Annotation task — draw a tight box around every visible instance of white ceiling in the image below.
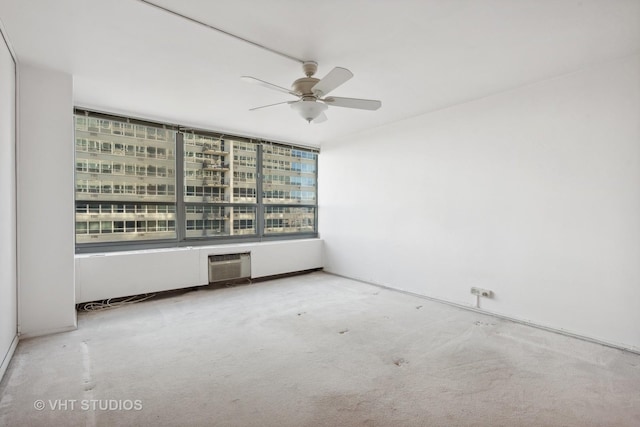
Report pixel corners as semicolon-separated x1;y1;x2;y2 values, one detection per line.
1;0;639;146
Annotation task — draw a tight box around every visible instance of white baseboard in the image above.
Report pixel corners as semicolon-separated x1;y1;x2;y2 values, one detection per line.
18;325;77;340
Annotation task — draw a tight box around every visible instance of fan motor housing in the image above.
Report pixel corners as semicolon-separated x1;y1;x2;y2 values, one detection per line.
292;77;320;97
302;61;318;77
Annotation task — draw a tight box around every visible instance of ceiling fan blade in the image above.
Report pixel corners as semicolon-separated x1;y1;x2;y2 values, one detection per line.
312;112;328;123
249;100;296;111
322;97;382;110
311;67;353;97
241;76;299;97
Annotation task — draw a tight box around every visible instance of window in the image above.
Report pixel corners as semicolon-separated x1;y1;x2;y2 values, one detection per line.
75;115;177;244
75;111;318;251
183;133;257;238
260;144;317;236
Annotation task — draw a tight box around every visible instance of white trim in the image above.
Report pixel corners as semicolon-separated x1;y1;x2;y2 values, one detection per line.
0;18;20;376
18;325;77;340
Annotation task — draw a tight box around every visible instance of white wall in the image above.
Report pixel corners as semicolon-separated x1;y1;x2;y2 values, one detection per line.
17;63;76;337
76;239;323;303
13;62;322;318
319;54;640;351
0;26;18;380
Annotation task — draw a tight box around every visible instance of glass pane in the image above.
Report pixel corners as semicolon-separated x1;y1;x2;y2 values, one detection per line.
183;134;258;204
184;205;256;238
264;206;316;234
183;133;228;203
230;140;257;203
74;202;176;243
74;114;177;244
262;145;317;204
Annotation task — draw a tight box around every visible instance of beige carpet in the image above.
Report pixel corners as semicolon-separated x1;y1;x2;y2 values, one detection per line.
1;272;639;426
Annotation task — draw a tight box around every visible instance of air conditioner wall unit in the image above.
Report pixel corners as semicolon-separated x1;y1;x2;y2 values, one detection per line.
208;252;251;284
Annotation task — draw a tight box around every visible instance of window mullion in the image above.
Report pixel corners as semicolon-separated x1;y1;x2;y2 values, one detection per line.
314;150;319;234
256;143;264;238
175;132;185;242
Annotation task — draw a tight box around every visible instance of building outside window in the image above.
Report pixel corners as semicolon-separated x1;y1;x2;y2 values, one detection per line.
75;115;177;244
262;144;317;234
183;133;257;237
74;111;318;251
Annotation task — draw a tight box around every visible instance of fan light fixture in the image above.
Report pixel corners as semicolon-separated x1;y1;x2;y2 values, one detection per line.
290;100;328;123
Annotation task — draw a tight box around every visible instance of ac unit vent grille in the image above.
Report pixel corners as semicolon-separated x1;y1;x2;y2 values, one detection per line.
208;252;251;284
210;253;242;262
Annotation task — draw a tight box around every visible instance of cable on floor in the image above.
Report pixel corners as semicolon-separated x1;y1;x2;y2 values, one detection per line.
77;293;157;311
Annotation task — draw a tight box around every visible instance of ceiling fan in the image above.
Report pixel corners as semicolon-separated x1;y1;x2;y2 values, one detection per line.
241;61;382;123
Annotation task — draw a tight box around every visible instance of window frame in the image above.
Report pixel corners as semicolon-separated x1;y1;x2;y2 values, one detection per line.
74;109;319;254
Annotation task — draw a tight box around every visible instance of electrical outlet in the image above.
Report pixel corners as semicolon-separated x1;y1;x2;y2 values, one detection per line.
470;287;493;298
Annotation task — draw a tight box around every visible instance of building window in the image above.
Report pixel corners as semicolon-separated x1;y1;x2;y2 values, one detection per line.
75;112;318;251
